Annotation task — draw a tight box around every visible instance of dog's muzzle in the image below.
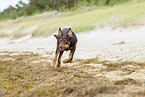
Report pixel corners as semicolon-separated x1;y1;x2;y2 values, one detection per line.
59;44;69;51
59;46;64;51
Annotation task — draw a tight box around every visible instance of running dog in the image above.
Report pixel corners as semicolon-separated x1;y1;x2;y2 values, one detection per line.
51;28;77;68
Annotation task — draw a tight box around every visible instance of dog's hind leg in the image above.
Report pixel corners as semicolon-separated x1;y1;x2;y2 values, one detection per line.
51;48;60;67
57;51;64;68
63;49;75;63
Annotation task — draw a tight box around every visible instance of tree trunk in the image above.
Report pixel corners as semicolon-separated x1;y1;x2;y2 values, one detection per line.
53;0;56;10
74;0;76;8
66;0;69;8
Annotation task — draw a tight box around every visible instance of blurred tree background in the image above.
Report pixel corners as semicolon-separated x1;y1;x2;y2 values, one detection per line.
0;0;133;20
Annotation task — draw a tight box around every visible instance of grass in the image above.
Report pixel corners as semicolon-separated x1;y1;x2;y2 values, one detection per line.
0;2;145;38
33;2;145;37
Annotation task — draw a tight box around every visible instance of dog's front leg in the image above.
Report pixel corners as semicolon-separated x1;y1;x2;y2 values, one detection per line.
57;51;64;68
63;49;75;63
51;48;60;67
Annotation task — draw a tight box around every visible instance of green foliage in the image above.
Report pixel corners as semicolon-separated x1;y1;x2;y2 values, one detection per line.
0;2;145;38
77;0;90;7
43;5;51;12
108;0;132;6
98;0;107;6
0;0;135;20
59;6;69;12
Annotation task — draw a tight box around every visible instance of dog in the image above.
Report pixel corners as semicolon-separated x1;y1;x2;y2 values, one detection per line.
51;28;77;68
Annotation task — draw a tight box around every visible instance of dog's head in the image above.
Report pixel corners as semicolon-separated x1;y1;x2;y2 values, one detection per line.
54;28;72;51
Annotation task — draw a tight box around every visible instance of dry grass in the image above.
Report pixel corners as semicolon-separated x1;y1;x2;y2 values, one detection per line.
0;51;145;97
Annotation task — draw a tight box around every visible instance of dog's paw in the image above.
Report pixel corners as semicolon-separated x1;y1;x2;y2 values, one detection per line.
63;60;68;63
63;60;72;63
51;64;56;67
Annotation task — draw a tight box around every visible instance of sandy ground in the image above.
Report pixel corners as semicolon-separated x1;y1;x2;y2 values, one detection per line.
0;25;145;97
0;25;145;62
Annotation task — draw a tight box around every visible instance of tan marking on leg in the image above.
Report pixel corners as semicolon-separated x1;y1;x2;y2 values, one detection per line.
51;49;60;67
63;51;72;63
57;52;63;68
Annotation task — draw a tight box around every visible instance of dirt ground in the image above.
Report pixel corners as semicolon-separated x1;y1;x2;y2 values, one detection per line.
0;25;145;97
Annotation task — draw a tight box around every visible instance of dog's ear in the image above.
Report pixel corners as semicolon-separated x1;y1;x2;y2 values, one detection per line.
54;34;58;39
58;28;63;37
67;28;72;38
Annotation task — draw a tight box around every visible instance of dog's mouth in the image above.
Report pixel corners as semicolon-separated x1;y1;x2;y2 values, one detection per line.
59;48;65;51
59;44;69;51
59;47;69;51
